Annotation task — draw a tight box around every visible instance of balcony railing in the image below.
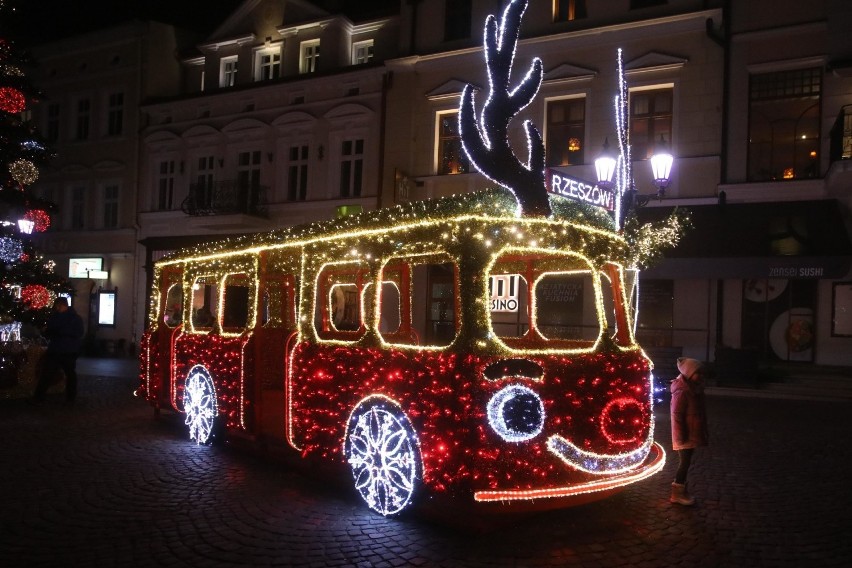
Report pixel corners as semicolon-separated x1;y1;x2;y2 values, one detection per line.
830;105;852;163
181;180;268;217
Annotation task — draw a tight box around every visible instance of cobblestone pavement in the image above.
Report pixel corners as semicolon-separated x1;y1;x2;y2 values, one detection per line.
1;363;850;567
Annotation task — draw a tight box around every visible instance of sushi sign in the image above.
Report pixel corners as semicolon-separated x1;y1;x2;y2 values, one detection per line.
546;169;615;212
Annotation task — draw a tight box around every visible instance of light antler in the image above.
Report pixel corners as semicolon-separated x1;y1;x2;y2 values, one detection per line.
459;0;550;217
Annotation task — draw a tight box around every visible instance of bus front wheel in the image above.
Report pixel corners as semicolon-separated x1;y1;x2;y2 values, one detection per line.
344;395;421;516
183;365;218;445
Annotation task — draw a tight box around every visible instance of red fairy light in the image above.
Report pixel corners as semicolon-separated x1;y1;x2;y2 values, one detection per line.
0;86;26;114
24;209;51;233
21;284;52;309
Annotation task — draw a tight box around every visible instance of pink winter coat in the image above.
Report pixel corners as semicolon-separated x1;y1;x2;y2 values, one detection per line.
670;375;709;450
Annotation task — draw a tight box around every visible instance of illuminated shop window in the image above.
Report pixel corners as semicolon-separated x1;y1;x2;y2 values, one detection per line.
437;111;470;175
748;67;821;181
629;87;672;160
545;96;586;166
553;0;586;22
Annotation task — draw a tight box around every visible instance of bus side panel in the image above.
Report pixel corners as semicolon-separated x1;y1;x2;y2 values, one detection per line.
289;343;654;497
173;333;257;432
288;342;479;494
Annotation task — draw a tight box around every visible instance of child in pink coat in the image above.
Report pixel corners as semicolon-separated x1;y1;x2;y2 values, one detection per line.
670;357;709;505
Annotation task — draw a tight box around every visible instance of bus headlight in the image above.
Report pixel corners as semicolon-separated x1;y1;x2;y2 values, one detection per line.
487;384;545;443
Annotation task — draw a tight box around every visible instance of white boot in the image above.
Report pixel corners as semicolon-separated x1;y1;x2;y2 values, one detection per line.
670;482;695;506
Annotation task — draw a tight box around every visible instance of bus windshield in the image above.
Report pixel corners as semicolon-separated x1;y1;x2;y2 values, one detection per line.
488;253;624;350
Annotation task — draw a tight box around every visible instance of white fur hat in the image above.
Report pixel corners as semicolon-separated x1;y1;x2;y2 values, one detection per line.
676;357;703;379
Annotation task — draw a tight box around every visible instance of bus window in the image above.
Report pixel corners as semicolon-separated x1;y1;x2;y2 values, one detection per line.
191;276;219;331
163;283;183;328
412;262;456;347
599;270;617;337
365;281;402;335
222;273;251;332
535;271;597;343
315;263;367;340
489;274;529;338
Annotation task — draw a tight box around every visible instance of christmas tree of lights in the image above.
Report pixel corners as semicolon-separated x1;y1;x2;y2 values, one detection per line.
0;0;72;334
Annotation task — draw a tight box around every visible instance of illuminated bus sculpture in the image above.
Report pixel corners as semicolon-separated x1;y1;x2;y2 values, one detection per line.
137;0;665;516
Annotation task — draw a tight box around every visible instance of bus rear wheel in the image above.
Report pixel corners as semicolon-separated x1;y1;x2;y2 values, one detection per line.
183;365;218;445
344;396;420;516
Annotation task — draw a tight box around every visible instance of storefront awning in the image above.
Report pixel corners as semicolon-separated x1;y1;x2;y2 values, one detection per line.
637;199;852;279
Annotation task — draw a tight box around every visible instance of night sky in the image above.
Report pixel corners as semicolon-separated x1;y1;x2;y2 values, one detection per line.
7;0;399;47
8;1;248;46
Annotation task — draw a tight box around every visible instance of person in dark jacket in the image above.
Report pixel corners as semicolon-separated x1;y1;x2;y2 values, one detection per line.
669;357;709;506
30;297;84;404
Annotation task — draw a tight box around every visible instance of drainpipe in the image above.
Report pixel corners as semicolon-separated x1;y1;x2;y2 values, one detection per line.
376;71;392;211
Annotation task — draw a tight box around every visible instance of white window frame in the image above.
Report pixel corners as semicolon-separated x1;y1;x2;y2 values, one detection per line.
156;159;177;211
352;40;374;65
300;40;320;74
106;91;124;137
102;183;120;229
220;56;238;87
74;97;91;141
254;45;282;81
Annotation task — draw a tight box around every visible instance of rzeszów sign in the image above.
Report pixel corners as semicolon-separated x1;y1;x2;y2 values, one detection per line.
546;169;615;211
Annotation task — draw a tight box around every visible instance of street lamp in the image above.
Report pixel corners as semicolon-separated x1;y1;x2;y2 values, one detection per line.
594;138;617;190
595;135;673;197
650;134;673;197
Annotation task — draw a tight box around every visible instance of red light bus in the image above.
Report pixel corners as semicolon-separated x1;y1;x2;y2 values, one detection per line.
138;187;665;516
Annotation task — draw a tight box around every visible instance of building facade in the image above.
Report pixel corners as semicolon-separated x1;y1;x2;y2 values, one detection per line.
29;20;189;354
28;0;852;371
135;0;400;334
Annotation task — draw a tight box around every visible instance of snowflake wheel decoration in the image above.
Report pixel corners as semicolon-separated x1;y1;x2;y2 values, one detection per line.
183;365;218;444
344;396;420;516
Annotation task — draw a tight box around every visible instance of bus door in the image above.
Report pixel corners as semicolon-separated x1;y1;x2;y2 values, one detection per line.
149;267;184;408
255;251;299;441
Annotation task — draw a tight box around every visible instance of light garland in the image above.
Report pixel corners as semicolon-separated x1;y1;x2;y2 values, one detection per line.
487;384;545;442
0;236;23;263
0;86;26;114
8;158;38;185
21;284;52;309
